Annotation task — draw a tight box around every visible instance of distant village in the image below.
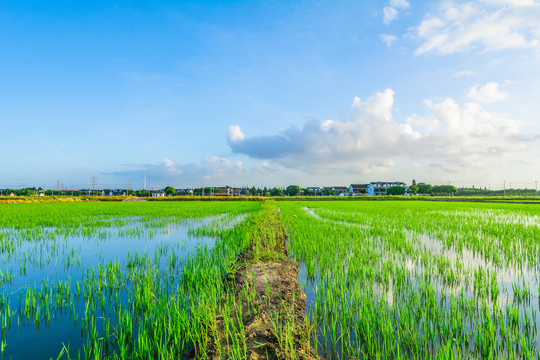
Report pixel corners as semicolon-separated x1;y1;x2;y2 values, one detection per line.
1;180;538;197
0;181;408;197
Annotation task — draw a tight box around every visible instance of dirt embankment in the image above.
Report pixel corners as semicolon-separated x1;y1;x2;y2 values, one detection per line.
199;203;319;360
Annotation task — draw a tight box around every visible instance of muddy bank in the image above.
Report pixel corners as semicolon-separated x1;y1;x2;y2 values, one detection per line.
196;202;319;359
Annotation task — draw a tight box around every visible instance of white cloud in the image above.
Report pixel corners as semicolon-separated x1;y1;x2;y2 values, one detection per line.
104;156;248;186
413;1;540;55
227;125;246;142
383;7;399;25
390;0;411;8
228;88;534;174
201;156;246;180
454;70;475;77
383;0;410;24
380;34;398;46
467;82;508;103
481;0;536;6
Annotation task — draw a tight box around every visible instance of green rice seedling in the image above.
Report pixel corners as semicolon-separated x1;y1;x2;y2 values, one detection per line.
0;200;263;359
279;200;540;359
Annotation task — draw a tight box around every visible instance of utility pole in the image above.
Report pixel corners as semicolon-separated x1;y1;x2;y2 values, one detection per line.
536;180;538;195
92;176;97;196
144;175;146;191
503;180;506;197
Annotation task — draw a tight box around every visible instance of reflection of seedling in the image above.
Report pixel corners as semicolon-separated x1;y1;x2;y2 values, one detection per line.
1;339;6;357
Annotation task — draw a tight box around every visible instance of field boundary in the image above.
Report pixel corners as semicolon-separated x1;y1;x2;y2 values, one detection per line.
196;201;319;359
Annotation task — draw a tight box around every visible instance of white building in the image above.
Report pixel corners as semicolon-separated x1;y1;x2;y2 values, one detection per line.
367;182;407;196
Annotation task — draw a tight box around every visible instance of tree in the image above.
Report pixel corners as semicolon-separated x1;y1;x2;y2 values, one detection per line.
270;188;283;196
286;185;301;196
164;186;176;196
136;189;149;197
303;188;313;196
429;185;457;196
409;179;419;195
386;185;406;195
417;183;432;195
322;188;336;196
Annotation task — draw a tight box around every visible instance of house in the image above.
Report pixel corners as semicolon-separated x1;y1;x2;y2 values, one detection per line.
150;190;165;197
348;184;369;196
215;187;235;196
321;187;338;196
367;181;407;196
306;186;322;195
332;186;349;196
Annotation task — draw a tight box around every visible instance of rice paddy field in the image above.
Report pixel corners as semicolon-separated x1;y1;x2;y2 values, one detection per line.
0;201;262;359
0;199;539;359
280;200;540;359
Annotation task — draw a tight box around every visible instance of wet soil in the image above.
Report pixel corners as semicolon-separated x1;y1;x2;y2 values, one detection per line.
197;206;319;359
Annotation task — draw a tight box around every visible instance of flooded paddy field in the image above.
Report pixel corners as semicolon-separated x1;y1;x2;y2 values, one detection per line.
0;201;261;359
3;199;540;359
280;200;540;359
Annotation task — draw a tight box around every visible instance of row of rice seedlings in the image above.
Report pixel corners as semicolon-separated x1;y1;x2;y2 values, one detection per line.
0;201;258;255
280;200;540;359
309;202;540;272
307;203;539;307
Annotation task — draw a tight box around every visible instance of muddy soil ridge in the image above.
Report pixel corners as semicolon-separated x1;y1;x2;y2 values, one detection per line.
198;202;319;359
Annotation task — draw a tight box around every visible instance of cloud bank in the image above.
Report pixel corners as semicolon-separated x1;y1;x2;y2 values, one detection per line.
228;88;533;174
103;156;275;186
413;0;540;55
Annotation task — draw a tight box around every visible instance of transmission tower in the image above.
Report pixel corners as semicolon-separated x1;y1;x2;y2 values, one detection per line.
92;176;97;196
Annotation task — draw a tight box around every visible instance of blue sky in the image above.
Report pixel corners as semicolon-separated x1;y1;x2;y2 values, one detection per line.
1;0;539;190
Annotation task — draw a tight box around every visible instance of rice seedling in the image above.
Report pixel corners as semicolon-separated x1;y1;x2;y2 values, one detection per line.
0;201;261;359
2;198;539;359
279;200;540;359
